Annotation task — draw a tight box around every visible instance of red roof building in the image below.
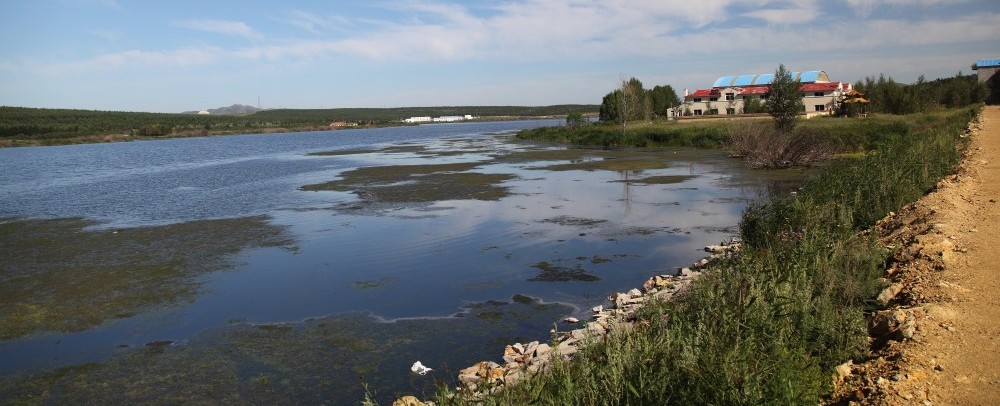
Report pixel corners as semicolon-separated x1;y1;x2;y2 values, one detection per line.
682;70;852;118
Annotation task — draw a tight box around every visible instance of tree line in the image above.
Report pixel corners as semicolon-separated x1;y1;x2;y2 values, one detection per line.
0;105;599;141
854;73;989;115
590;70;988;128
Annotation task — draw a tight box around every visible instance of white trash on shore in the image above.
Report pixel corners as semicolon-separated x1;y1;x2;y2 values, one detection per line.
410;361;433;375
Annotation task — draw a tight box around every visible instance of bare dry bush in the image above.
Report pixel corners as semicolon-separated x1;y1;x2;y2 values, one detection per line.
727;120;838;168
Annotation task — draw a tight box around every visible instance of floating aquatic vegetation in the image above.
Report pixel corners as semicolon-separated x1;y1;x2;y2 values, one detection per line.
528;261;600;282
1;297;572;405
538;216;607;227
301;162;516;204
0;216;292;340
609;175;696;185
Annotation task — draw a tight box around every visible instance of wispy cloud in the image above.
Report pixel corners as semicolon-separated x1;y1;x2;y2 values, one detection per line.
33;47;222;75
844;0;969;18
281;10;353;34
743;0;821;24
88;28;122;41
175;19;263;40
12;1;999;84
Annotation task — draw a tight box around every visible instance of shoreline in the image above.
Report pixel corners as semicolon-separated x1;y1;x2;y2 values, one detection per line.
0;116;570;149
443;240;742;400
385;107;983;405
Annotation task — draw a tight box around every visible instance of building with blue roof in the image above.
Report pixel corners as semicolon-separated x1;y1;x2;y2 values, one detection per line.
683;70;851;118
974;58;1000;83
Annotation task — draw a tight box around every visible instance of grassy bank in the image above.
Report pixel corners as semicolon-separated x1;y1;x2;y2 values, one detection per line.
429;106;978;404
515;114;932;154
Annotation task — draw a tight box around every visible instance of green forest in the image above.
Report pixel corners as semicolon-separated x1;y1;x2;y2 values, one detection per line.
0;104;599;145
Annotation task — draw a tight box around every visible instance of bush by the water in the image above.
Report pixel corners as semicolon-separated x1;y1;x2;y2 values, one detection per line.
727;120;838;168
515;120;728;149
430;106;978;405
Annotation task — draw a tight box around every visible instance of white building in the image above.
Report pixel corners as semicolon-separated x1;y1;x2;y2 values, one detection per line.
432;115;465;122
683;70;852;118
405;115;475;123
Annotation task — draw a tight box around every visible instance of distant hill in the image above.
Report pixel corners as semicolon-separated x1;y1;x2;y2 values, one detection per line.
182;104;263;115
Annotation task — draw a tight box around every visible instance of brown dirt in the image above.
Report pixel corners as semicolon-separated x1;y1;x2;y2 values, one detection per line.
833;106;1000;405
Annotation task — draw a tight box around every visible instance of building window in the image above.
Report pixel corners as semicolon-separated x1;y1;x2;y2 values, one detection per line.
725;93;735;101
814;92;825;97
709;97;718;101
693;109;703;116
708;109;719;115
726;108;736;115
814;105;826;112
693;98;702;102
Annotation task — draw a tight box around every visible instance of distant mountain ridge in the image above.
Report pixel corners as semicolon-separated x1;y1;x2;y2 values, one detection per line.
182;104;264;115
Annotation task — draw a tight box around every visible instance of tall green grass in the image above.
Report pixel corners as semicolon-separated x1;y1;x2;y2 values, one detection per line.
515;120;730;148
429;106;978;405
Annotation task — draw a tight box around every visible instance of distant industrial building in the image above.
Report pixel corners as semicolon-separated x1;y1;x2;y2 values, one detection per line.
683;70;853;118
404;114;475;123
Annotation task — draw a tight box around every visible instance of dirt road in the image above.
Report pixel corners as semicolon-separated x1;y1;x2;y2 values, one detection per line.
846;106;1000;405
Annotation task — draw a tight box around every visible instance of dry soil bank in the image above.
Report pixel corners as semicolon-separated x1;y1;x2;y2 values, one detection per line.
836;106;1000;405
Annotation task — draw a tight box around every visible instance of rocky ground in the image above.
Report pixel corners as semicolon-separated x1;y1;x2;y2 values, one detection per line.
831;106;1000;405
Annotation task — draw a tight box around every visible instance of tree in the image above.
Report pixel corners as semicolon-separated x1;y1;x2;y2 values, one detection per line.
617;77;649;134
599;76;648;135
743;96;765;114
565;112;588;128
767;64;804;133
599;91;621;122
648;85;681;118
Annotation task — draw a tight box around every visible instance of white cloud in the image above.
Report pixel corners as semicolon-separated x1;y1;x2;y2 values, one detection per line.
843;0;969;18
15;2;1000;82
175;19;263;40
282;10;353;34
0;61;16;73
743;0;821;24
35;47;222;75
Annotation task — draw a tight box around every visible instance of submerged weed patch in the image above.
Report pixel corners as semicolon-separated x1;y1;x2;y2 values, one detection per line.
0;216;292;340
1;297;573;405
528;261;600;282
301;162;516;204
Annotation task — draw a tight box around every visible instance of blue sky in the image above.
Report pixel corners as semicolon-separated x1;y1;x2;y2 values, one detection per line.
1;0;997;112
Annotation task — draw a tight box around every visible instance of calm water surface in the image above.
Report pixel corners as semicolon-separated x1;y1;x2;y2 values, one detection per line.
0;121;801;404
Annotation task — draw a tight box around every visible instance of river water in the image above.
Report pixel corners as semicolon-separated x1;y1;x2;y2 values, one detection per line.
0;120;801;404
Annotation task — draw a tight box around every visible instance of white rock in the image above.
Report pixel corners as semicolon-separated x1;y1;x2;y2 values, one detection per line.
411;361;433;375
564;317;580;324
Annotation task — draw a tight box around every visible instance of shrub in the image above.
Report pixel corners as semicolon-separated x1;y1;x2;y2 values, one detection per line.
727;120;838;168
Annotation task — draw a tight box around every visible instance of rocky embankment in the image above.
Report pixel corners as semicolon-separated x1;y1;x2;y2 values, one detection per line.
393;241;741;405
